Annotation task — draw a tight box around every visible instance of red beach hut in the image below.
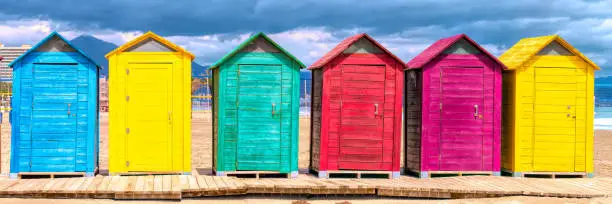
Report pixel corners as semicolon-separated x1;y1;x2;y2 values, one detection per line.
404;34;506;178
309;33;405;178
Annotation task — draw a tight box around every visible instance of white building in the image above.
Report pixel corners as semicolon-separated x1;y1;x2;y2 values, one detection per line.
0;44;32;82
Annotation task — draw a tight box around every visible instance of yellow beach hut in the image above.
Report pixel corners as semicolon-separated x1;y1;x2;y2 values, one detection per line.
106;31;194;175
500;35;599;178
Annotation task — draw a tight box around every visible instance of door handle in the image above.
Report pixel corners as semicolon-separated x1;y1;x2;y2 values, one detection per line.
168;112;172;124
374;104;379;115
272;103;276;116
474;105;479;119
67;103;71;116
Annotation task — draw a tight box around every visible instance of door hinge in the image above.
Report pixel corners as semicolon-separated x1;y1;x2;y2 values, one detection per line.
126;128;130;134
126;96;130;101
126;68;130;75
126;161;130;167
440;103;443;110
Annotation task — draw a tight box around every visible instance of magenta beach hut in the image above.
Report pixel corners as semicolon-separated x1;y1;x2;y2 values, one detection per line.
404;34;506;178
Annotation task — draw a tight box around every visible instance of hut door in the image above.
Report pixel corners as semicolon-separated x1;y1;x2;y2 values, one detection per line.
532;67;577;172
30;64;79;172
439;66;485;171
338;65;386;170
236;64;283;171
125;63;173;171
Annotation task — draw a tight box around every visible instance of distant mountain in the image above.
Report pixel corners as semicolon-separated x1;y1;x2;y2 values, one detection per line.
192;63;210;78
70;35;210;78
70;35;118;77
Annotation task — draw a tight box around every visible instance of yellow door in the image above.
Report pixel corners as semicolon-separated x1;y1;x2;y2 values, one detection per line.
533;67;577;172
126;63;173;171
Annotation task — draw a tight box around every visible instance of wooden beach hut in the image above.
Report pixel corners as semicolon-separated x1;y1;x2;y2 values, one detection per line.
210;32;304;178
106;31;194;175
9;32;100;178
404;34;506;178
308;33;405;178
500;35;599;177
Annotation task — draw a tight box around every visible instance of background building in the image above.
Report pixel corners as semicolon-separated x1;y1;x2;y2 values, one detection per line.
0;43;31;82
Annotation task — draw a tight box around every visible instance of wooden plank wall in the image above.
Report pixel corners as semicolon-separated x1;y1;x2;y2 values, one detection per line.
212;69;219;170
310;69;322;171
404;70;422;172
501;70;516;171
11;52;98;175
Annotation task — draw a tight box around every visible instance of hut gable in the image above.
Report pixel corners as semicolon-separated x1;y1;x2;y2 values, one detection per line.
309;33;405;69
35;35;76;52
209;32;305;69
499;35;600;70
125;38;176;52
536;41;573;56
343;38;383;54
406;34;505;69
442;39;482;54
240;36;280;53
9;32;100;68
105;31;195;59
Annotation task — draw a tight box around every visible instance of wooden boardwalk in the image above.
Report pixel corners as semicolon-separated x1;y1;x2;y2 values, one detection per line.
0;175;610;200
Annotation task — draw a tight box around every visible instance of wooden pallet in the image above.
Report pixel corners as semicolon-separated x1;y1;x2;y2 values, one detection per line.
18;172;87;179
504;170;592;179
109;171;187;176
218;171;293;179
410;171;499;178
17;168;99;179
322;170;395;179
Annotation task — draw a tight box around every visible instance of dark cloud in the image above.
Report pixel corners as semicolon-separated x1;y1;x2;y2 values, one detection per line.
1;0;610;76
0;0;607;37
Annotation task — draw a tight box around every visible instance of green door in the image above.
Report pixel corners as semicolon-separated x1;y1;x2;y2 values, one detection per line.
236;64;283;171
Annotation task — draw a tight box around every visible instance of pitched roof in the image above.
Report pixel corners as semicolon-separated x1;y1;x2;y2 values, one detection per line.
406;34;507;70
9;31;100;68
308;33;406;69
105;31;195;59
209;32;305;69
499;35;600;70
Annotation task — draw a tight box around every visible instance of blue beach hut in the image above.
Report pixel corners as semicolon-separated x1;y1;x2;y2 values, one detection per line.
9;32;100;178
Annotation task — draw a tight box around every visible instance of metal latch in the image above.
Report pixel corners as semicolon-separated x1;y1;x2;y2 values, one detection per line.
126;128;130;134
126;161;130;167
126;96;130;101
126;69;130;75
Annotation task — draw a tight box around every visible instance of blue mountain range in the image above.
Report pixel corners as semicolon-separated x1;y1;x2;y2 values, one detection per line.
69;35;209;78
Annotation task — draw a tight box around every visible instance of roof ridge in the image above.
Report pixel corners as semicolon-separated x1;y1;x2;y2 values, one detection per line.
104;31;195;59
209;32;305;69
8;31;101;68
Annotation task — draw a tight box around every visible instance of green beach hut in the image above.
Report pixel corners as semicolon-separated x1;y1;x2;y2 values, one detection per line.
210;32;304;178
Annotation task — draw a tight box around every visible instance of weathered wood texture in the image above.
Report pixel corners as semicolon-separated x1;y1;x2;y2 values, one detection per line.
309;34;404;174
0;175;610;199
405;34;504;174
211;33;302;174
499;35;597;175
309;69;322;171
404;69;422;172
10;32;99;176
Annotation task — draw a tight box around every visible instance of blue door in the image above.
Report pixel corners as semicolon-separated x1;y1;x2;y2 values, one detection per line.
29;63;78;172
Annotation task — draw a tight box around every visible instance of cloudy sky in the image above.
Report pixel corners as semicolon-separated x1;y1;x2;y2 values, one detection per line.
0;0;611;77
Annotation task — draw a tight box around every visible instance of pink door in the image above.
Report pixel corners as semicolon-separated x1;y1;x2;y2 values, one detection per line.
439;66;486;171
